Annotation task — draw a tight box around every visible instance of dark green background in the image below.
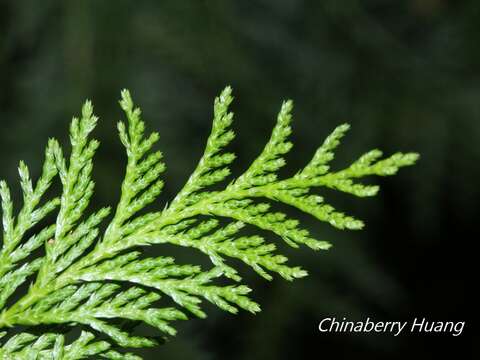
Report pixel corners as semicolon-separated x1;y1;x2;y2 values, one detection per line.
0;1;475;359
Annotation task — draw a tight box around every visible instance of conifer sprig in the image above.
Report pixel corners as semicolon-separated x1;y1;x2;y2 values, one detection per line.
0;87;418;358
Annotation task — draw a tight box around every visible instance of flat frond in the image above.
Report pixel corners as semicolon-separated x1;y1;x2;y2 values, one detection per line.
0;87;418;358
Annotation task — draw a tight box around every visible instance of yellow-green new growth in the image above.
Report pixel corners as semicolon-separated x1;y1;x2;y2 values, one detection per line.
0;87;418;359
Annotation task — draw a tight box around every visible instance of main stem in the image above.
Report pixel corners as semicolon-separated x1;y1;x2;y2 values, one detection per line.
0;175;303;329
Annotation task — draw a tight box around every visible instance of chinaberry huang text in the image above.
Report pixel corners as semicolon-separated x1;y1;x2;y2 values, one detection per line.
318;318;465;336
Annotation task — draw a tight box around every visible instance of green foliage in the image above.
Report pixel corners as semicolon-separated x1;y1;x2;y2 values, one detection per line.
0;87;418;358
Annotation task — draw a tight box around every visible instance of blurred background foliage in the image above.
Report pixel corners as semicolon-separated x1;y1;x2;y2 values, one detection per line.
0;0;475;359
